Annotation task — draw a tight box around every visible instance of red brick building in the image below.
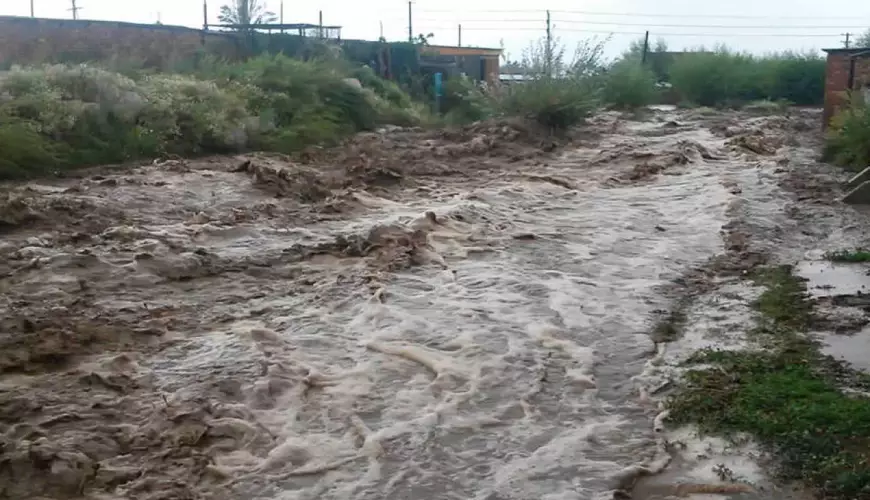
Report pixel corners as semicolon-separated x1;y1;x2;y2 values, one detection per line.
821;47;870;128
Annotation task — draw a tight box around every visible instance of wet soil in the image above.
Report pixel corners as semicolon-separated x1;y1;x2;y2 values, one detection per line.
0;108;859;500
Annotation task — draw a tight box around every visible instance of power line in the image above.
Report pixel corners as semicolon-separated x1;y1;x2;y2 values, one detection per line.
415;7;868;20
552;19;868;29
415;18;868;30
416;25;844;37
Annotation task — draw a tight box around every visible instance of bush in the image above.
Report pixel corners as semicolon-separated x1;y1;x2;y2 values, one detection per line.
824;98;870;170
441;76;497;124
500;76;599;130
0;55;421;178
495;36;604;130
0;120;62;180
668;48;824;108
600;60;658;109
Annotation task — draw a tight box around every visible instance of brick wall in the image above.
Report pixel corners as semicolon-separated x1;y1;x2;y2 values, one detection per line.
0;16;242;70
823;50;870;128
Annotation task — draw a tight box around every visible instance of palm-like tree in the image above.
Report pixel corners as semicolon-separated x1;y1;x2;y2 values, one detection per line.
218;0;277;28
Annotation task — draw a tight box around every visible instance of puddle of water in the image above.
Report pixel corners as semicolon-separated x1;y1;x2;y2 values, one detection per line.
796;260;870;298
822;327;870;372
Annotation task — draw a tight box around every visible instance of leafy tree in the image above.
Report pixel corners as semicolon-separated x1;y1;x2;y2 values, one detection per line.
857;29;870;48
218;0;277;28
414;33;434;45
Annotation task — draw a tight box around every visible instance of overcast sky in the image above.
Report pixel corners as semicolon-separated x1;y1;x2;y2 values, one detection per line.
2;0;869;59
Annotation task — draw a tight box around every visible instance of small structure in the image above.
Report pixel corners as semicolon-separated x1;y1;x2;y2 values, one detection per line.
418;45;502;85
821;47;870;129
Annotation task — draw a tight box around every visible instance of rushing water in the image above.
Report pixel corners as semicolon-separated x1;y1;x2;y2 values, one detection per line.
0;110;807;499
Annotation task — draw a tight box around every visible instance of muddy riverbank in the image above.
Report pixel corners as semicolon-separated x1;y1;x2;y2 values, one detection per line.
0;107;865;500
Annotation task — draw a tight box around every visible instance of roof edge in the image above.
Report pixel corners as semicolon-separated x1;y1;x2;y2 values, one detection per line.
823;47;870;53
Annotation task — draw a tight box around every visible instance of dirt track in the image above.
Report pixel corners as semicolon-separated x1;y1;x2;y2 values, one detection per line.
0;107;858;500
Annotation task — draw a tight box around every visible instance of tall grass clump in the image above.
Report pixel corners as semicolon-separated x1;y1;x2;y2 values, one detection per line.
824;96;870;170
0;54;421;179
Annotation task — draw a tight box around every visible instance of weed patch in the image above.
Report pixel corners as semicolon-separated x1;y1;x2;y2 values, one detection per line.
668;265;870;499
825;249;870;263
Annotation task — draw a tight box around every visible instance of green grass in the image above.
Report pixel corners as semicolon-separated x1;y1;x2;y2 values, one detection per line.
668;265;870;499
825;249;870;263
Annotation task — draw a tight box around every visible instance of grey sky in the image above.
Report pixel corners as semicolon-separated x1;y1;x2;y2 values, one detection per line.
3;0;870;59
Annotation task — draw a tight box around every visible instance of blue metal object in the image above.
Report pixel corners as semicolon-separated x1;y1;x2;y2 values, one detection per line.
434;72;443;114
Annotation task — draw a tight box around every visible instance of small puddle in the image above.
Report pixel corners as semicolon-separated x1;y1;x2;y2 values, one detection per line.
796;260;870;298
822;327;870;372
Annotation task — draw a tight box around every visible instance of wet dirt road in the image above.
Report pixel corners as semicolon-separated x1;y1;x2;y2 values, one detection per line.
0;108;847;500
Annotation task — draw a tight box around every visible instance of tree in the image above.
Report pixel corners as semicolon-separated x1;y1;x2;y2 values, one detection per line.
218;0;277;28
414;33;434;45
857;29;870;48
622;36;668;61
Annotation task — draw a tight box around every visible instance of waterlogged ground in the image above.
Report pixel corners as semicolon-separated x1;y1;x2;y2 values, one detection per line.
0;108;853;500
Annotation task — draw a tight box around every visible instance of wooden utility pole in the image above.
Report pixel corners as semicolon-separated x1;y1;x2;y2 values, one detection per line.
319;11;323;38
843;32;852;48
545;10;552;76
203;0;208;30
458;24;462;47
408;1;413;43
70;0;81;19
641;30;650;64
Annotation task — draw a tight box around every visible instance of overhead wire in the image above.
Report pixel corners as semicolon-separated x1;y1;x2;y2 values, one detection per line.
415;7;867;20
415;18;867;29
416;25;845;37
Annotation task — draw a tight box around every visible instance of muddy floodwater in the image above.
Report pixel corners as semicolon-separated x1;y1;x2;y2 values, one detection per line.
0;108;859;500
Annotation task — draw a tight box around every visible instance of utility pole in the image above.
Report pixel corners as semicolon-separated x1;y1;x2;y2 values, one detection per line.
843;32;852;48
319;11;323;38
545;10;552;76
202;0;208;30
30;0;34;17
379;21;384;40
458;24;462;47
280;0;284;33
641;30;650;64
408;1;413;43
69;0;81;19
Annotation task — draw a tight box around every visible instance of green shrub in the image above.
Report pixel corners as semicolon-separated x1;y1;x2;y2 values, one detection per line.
601;60;658;109
0;55;422;178
669;49;755;107
500;76;599;130
759;52;825;106
441;76;496;124
668;48;824;107
824;98;870;170
0;119;62;179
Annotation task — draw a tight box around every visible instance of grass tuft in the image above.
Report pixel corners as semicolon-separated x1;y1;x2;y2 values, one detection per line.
668;264;870;499
825;249;870;263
